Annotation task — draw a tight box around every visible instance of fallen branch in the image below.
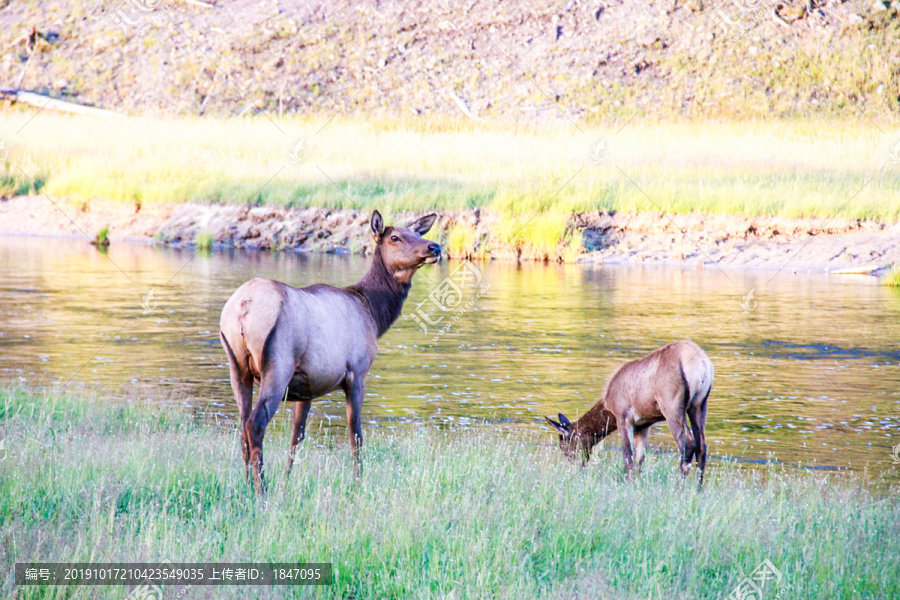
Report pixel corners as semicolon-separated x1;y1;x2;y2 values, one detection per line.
0;90;123;118
446;90;484;122
830;264;879;275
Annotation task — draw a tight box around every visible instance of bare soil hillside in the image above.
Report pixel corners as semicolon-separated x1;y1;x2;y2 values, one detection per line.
1;0;898;121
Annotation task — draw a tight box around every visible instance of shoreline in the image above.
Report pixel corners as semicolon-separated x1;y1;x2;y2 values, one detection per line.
2;195;899;272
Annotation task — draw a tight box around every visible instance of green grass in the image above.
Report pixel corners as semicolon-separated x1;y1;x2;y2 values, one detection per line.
0;163;45;198
883;266;900;286
92;225;109;248
2;112;899;223
195;231;214;251
2;112;900;259
1;387;898;599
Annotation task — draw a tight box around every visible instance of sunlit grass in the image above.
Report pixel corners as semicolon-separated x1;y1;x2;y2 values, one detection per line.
446;223;478;259
195;231;214;251
1;112;898;218
883;266;900;287
496;212;574;261
1;112;899;258
1;387;898;599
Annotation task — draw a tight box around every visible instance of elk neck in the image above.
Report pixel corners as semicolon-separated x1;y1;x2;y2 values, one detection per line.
348;246;412;337
575;404;619;448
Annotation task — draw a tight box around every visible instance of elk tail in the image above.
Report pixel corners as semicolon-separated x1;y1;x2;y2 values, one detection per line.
220;330;239;368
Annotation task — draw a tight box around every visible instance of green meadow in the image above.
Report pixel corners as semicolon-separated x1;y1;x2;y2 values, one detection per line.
1;387;898;599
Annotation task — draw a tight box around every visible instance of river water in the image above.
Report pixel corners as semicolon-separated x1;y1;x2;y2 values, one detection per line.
1;235;898;481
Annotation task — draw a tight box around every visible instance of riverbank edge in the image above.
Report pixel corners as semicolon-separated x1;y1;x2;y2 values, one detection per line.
2;195;900;272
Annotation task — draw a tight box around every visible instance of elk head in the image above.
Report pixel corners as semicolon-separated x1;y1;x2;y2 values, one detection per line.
371;210;441;285
545;412;580;460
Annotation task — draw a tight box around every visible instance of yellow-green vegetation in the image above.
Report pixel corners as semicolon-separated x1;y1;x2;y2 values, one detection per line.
446;223;479;259
3;112;897;219
195;231;214;251
2;387;899;599
496;212;575;262
0;162;44;198
92;225;110;248
561;227;585;264
2;112;899;258
883;266;900;287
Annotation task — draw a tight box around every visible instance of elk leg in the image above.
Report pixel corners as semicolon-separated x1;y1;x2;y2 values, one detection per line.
619;416;636;479
633;425;651;473
688;394;709;489
247;364;293;494
236;380;253;482
665;412;695;478
344;374;365;478
239;395;253;482
222;332;254;482
286;399;312;477
580;442;591;468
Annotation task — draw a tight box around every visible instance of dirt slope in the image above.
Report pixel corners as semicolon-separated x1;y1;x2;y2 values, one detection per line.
1;0;898;121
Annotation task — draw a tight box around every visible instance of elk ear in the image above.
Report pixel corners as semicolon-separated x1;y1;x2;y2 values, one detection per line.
371;210;385;238
558;413;573;427
545;416;569;435
408;213;437;236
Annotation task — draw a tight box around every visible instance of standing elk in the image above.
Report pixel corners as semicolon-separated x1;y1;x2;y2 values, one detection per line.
546;340;714;487
220;210;440;492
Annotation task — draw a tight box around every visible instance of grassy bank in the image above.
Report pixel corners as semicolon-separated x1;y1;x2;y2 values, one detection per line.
2;113;900;224
1;387;898;599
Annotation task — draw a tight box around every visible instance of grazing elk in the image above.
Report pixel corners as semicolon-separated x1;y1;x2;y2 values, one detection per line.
546;340;714;487
220;211;440;492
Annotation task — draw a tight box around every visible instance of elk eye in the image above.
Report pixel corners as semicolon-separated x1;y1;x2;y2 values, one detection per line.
390;235;401;242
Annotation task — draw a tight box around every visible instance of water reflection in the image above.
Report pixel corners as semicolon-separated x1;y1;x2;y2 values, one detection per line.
1;236;898;480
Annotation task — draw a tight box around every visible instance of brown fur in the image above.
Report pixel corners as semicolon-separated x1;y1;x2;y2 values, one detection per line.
547;340;714;487
220;211;440;492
